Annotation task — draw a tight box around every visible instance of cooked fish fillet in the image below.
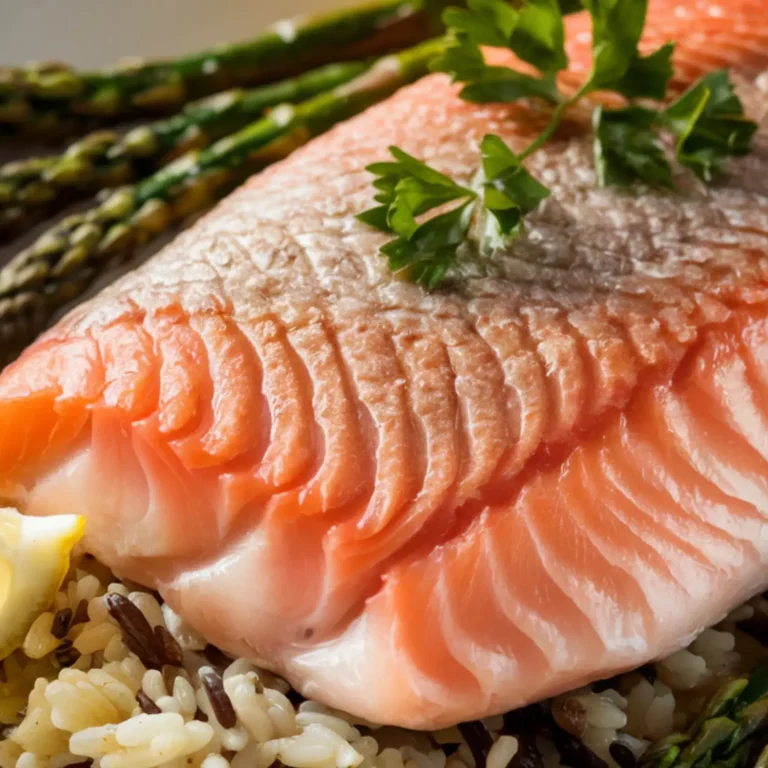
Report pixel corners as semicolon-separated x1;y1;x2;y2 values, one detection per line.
1;0;768;730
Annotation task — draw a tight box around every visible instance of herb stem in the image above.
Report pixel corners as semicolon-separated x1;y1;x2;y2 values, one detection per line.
517;83;592;161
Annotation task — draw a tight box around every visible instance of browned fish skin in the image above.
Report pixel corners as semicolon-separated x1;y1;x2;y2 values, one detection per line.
0;0;767;730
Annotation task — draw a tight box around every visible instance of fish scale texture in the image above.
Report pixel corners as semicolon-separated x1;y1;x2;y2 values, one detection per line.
1;0;768;729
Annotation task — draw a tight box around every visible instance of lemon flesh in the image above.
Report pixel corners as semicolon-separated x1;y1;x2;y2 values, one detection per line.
0;508;85;660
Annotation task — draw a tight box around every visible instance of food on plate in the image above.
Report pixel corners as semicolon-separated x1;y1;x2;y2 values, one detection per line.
0;507;84;661
0;39;446;364
0;0;767;749
0;0;426;135
1;552;767;768
0;60;372;243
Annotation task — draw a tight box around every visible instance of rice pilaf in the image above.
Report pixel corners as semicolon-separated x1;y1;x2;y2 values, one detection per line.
0;554;766;768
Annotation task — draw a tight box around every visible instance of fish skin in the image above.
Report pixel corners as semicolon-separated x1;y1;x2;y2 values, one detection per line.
2;0;768;729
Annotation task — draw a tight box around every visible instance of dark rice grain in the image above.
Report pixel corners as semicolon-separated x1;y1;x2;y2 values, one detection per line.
155;625;184;667
201;667;237;729
137;689;162;715
609;742;638;768
503;706;545;768
459;721;494;768
550;727;609;768
194;707;209;723
54;638;81;668
51;607;73;639
204;644;234;672
106;593;165;670
73;598;90;626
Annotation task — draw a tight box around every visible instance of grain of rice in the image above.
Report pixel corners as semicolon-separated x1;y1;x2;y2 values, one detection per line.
137;690;161;715
173;676;198;716
69;724;120;757
227;676;273;742
128;593;165;628
296;712;361;742
584;695;627;731
202;754;231;768
85;597;107;625
642;683;675;742
155;625;184;667
73;622;120;656
142;670;167;703
726;604;755;623
486;735;518;768
656;649;708;690
76;576;102;604
106;594;165;670
103;635;129;664
16;752;43;768
200;667;237;729
608;741;636;768
23;614;59;660
51;609;73;640
116;713;183;747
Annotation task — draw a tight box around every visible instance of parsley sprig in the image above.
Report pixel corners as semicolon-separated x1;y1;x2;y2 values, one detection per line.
358;0;758;287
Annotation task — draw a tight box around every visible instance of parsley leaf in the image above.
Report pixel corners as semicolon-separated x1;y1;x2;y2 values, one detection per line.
442;0;518;49
380;202;475;288
358;146;476;238
663;69;758;181
459;67;560;104
430;38;487;83
510;0;568;75
358;147;478;286
593;105;673;188
611;42;675;100
433;0;564;105
481;134;551;236
585;0;673;99
359;0;757;289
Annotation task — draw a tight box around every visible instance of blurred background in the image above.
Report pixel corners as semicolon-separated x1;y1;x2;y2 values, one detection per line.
0;0;353;68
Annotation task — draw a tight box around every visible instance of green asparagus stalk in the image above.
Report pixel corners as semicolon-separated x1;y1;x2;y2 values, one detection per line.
0;60;371;242
0;0;430;136
0;38;447;364
641;666;768;768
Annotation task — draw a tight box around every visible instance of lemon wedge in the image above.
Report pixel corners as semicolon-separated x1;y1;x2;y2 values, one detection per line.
0;508;85;660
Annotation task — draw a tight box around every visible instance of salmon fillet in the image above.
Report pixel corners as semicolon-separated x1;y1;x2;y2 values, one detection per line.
2;0;768;730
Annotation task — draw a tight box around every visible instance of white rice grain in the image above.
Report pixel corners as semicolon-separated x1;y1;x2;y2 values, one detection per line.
487;736;518;768
142;670;167;703
129;592;164;628
23;614;58;660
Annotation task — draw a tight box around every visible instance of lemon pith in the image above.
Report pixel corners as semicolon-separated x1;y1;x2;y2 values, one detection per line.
0;508;85;660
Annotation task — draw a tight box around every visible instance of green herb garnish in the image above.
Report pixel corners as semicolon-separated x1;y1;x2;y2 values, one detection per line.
663;69;758;181
358;0;758;286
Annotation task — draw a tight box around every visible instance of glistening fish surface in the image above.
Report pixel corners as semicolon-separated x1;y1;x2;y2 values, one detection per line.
1;0;768;730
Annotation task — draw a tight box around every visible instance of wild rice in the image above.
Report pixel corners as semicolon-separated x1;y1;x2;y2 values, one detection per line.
50;611;72;642
200;667;237;730
104;594;165;671
1;555;767;768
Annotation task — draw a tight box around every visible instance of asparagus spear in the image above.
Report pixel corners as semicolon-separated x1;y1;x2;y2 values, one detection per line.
0;38;447;364
0;60;371;243
0;0;430;136
640;665;768;768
